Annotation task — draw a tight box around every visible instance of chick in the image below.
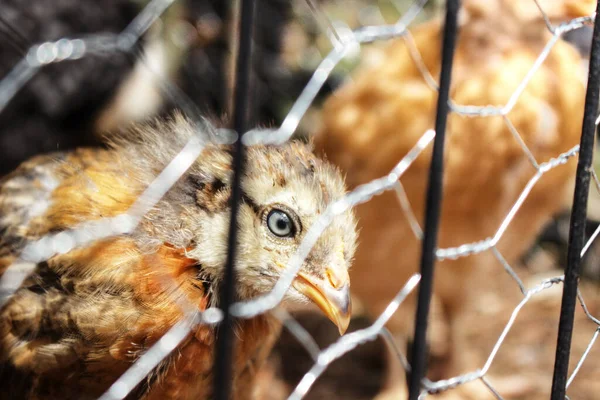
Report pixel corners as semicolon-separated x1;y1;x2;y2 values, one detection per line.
316;0;592;397
0;114;357;399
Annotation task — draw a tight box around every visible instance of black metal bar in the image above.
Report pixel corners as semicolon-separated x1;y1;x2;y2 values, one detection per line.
550;3;600;399
213;1;256;399
407;1;460;399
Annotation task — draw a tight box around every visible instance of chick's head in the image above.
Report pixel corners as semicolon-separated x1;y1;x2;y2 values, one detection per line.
143;125;357;335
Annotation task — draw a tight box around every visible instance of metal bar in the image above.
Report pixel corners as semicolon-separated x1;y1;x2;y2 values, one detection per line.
550;2;600;398
213;1;256;399
407;1;460;399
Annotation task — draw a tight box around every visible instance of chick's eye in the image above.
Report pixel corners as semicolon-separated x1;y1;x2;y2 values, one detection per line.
267;209;295;237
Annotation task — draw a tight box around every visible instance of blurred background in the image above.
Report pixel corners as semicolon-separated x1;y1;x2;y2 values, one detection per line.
2;0;600;399
0;0;445;175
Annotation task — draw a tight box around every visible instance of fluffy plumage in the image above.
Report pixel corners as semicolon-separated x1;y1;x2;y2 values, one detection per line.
0;114;356;399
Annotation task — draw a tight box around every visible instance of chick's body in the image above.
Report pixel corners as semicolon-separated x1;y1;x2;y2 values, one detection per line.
0;115;356;399
316;0;591;395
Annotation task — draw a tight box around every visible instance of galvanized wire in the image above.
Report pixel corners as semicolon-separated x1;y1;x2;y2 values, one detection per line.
0;0;598;399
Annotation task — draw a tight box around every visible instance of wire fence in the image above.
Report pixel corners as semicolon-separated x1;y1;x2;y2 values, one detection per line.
0;0;599;399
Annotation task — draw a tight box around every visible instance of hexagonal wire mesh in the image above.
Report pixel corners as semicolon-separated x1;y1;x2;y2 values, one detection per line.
0;0;599;399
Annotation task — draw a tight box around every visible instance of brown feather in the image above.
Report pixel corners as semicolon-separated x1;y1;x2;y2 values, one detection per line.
0;115;356;399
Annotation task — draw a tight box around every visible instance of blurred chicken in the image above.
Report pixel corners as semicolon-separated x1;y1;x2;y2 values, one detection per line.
315;0;594;398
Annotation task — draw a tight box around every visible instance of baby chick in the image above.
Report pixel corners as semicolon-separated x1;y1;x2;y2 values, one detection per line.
0;114;357;399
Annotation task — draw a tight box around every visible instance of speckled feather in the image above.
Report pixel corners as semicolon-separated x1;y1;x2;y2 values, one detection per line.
0;114;357;399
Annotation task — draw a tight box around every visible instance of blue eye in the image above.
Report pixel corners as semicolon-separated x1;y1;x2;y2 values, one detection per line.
267;209;295;237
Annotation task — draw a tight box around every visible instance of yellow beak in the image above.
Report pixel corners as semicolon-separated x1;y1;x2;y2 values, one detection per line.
292;267;351;335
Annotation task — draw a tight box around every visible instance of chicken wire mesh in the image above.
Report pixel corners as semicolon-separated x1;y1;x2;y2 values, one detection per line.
0;0;599;399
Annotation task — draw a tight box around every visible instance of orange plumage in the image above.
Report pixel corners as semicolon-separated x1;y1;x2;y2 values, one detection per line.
316;0;593;397
0;115;357;399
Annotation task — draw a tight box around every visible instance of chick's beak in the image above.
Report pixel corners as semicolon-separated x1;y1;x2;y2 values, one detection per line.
292;266;351;335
